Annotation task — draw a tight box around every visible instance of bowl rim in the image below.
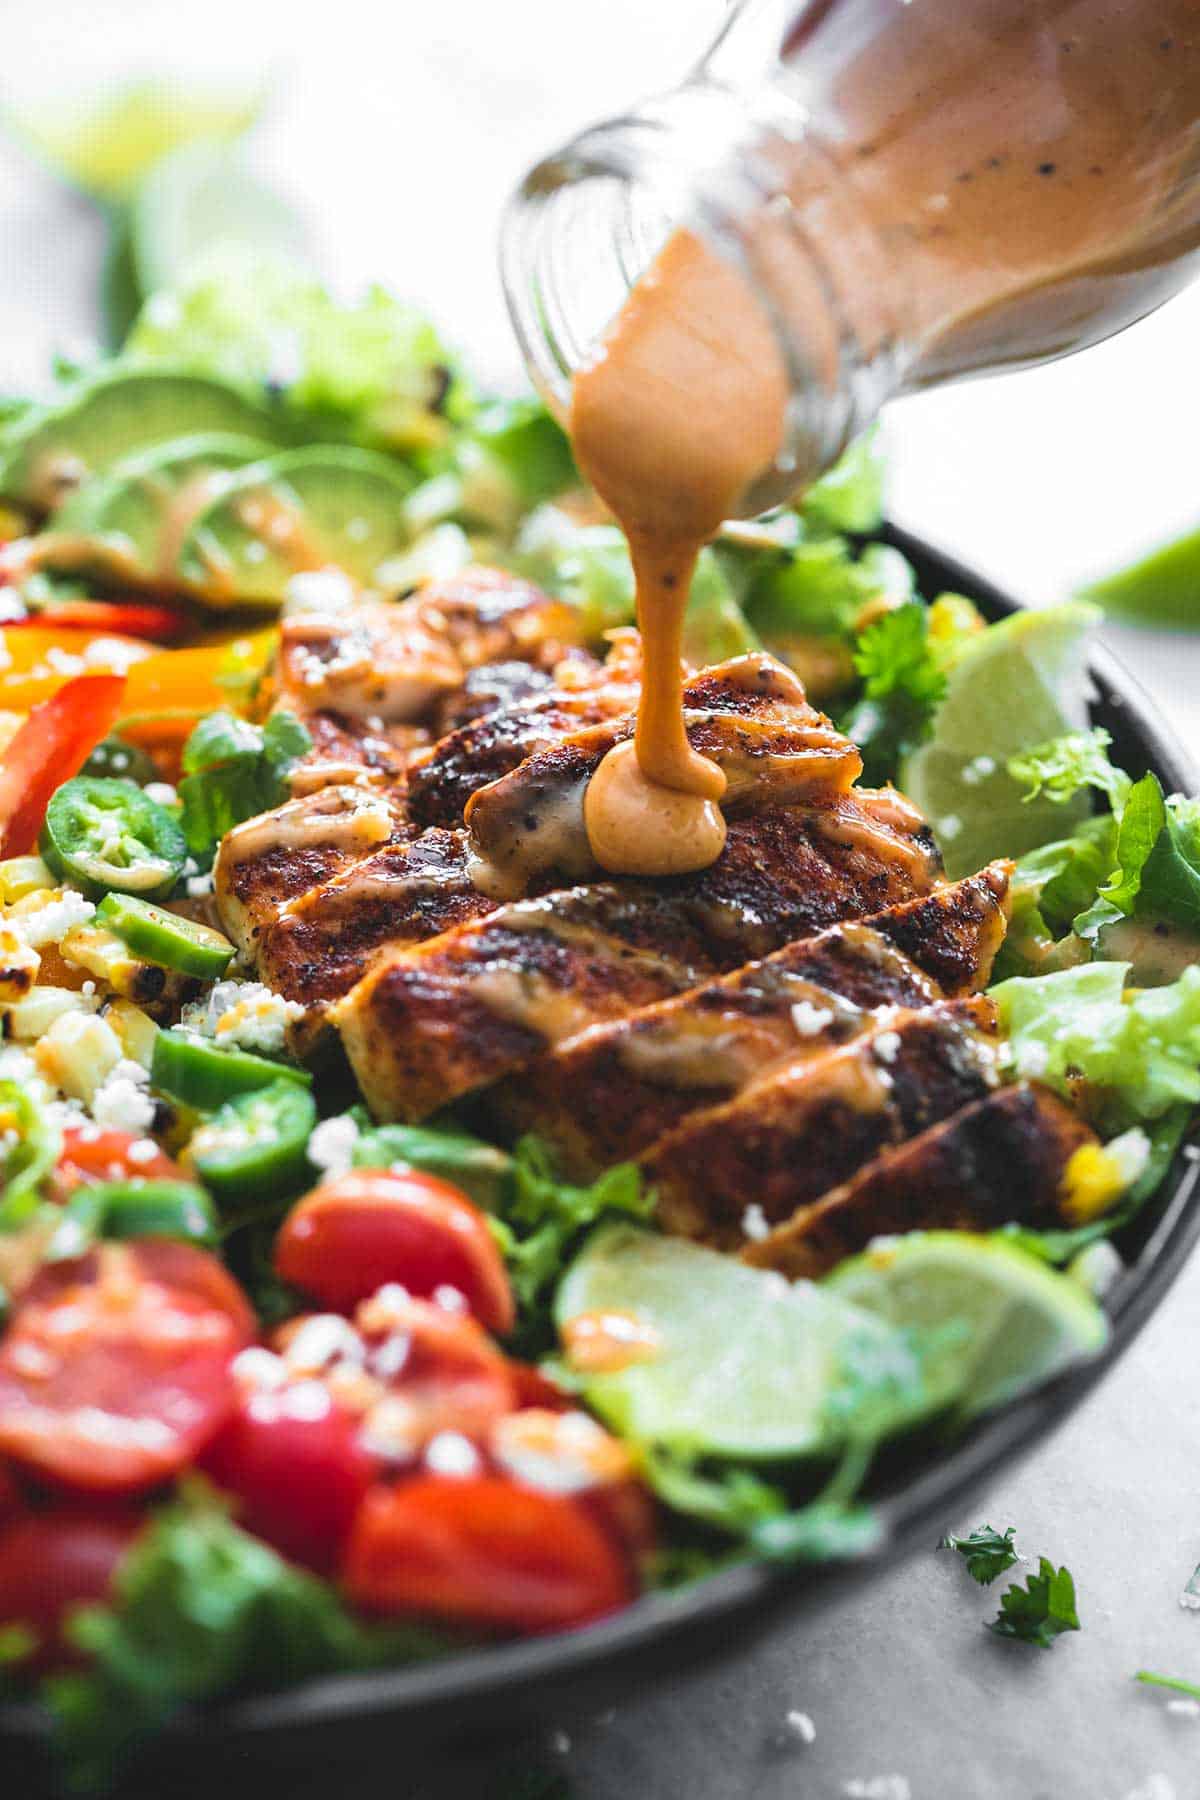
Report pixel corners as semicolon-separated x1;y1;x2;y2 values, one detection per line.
4;524;1199;1753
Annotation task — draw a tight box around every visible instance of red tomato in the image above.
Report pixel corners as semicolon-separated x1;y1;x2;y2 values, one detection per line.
352;1291;517;1449
9;601;188;642
0;1246;242;1495
0;672;127;857
20;1241;257;1344
275;1171;515;1333
52;1127;185;1200
200;1384;378;1572
0;1461;22;1522
343;1474;632;1633
0;1509;143;1670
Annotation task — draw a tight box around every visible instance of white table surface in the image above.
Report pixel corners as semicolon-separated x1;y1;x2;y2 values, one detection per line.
3;4;1200;1795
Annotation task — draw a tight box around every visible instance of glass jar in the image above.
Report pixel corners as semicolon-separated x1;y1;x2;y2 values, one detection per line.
501;0;1200;512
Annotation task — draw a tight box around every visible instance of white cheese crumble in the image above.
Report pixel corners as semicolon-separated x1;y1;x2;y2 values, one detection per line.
84;636;149;675
283;569;358;618
741;1202;770;1242
308;1114;360;1180
844;1779;911;1800
186;872;215;899
938;812;963;842
1166;1699;1200;1718
791;999;835;1038
91;1059;155;1134
143;782;179;808
873;1029;901;1065
13;890;95;948
424;1431;482;1478
187;982;305;1055
785;1710;816;1745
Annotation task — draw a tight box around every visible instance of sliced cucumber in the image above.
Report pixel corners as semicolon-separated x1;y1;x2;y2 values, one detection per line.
0;368;287;512
175;445;415;605
555;1224;928;1461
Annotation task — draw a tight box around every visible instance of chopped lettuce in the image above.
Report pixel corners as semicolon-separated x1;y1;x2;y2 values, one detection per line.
796;428;885;536
126;253;468;458
992;961;1200;1130
740;534;887;642
1007;727;1129;811
177;709;310;865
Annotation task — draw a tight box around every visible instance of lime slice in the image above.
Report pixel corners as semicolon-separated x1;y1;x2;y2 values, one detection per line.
1077;526;1200;629
827;1232;1107;1419
8;79;264;201
554;1224;927;1460
899;602;1099;878
131;143;311;298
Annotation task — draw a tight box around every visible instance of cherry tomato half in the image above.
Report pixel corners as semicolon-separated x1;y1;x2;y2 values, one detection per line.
0;1509;143;1670
343;1473;632;1634
0;673;126;857
20;1240;257;1343
52;1127;186;1200
0;1245;243;1495
275;1171;515;1333
200;1383;378;1573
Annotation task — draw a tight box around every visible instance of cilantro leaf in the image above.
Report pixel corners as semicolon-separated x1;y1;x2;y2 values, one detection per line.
177;708;311;865
989;1556;1080;1648
841;601;947;785
939;1524;1020;1585
1007;727;1129;810
493;1138;652;1349
46;1485;445;1790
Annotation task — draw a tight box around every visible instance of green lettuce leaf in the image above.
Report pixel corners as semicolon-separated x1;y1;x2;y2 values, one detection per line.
992;960;1200;1129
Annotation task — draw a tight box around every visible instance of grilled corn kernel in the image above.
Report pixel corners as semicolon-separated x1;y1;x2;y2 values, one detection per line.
0;856;54;903
33;1011;123;1104
0;927;39;1001
101;998;159;1070
1060;1129;1150;1225
2;985;97;1042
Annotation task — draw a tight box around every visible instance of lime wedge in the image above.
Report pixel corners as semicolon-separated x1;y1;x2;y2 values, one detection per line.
555;1225;928;1460
827;1232;1107;1419
131;143;311;298
899;602;1099;877
8;79;264;201
1077;526;1200;629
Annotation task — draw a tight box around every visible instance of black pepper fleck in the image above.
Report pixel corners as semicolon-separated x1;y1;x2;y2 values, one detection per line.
661;571;678;590
1037;162;1057;176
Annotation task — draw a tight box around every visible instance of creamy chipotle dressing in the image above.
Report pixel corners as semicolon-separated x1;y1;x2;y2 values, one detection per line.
571;229;789;878
564;7;1200;880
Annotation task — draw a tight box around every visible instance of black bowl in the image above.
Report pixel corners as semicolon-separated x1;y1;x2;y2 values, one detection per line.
5;528;1200;1791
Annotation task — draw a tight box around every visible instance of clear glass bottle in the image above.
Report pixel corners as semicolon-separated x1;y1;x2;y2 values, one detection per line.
501;0;1200;512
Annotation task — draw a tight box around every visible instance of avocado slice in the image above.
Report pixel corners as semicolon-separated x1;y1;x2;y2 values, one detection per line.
174;445;416;606
50;433;277;583
0;367;287;512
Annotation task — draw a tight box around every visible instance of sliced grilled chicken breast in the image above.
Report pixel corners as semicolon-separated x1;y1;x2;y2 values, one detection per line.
334;794;941;1122
740;1082;1096;1279
463;653;864;896
490;867;1010;1176
647;998;1000;1250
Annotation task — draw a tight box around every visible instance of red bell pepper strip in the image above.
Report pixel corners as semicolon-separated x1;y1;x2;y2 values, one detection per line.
9;601;188;642
0;672;127;856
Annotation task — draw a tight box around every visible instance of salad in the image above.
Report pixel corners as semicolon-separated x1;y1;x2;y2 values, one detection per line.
0;126;1198;1793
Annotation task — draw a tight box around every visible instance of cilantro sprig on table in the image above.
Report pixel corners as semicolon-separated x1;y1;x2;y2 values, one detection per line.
988;1557;1080;1648
939;1524;1020;1586
941;1525;1080;1649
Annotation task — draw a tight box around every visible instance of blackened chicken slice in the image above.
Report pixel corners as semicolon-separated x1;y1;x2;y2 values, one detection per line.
463;652;865;896
213;785;408;958
278;566;581;724
646;999;1000;1251
285;709;430;793
740;1082;1097;1280
256;828;493;1021
490;867;1010;1177
334;795;941;1122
